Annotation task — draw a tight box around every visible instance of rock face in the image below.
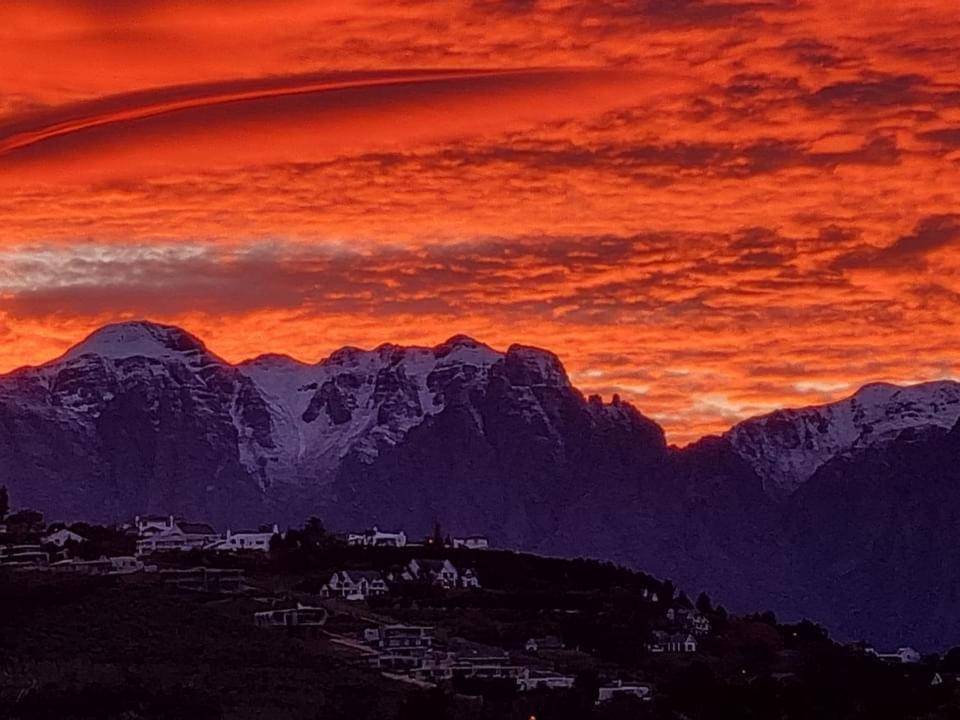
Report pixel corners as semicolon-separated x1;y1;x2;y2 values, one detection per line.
0;322;667;543
726;382;960;498
0;323;275;527
5;320;960;649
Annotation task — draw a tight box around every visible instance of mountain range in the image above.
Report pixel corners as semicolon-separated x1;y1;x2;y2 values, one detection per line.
1;320;958;649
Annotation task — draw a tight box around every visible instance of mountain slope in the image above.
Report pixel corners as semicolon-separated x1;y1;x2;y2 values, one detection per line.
726;381;960;498
0;322;667;535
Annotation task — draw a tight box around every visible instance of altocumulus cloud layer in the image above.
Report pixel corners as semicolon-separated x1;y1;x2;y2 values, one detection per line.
1;0;960;442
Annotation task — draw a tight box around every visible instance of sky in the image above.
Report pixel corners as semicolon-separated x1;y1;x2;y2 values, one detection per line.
1;0;959;444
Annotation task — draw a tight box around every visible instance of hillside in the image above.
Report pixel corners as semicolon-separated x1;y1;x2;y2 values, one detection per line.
2;530;959;720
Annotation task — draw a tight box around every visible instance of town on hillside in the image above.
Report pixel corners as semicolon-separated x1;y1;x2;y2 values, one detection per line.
2;488;960;719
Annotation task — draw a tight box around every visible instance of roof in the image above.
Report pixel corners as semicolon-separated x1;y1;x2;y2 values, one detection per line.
344;570;385;582
176;522;217;535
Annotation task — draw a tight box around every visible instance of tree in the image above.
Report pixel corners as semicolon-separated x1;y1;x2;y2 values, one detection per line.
432;521;444;546
302;517;328;548
6;509;43;535
0;485;8;521
659;579;676;606
942;646;960;672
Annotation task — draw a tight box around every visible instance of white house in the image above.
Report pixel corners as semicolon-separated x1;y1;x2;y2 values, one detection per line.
136;521;219;555
254;603;328;628
321;570;389;600
597;681;652;704
404;558;459;588
0;545;49;568
367;624;435;654
519;671;576;691
205;525;279;552
688;613;711;637
135;515;177;536
876;647;922;664
647;631;697;654
346;526;407;548
42;528;87;547
459;567;481;589
452;536;489;550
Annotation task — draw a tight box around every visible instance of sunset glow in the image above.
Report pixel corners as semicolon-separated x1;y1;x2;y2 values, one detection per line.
3;0;960;443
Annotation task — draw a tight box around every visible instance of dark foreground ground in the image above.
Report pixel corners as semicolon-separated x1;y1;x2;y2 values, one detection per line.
2;534;960;719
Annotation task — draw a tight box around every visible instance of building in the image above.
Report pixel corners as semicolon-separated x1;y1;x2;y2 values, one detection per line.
346;526;407;548
160;567;244;593
646;631;697;654
450;659;528;683
0;544;49;569
136;521;219;555
42;528;87;547
597;681;652;704
206;525;279;552
254;604;328;629
451;536;489;550
404;558;459;588
525;636;564;654
688;613;711;637
459;567;481;589
876;647;922;664
366;624;435;655
50;558;113;576
135;515;177;536
519;671;576;691
321;570;389;600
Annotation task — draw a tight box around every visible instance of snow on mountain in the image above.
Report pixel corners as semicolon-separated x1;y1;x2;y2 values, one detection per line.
237;335;504;477
7;321;556;493
726;380;960;498
58;321;220;367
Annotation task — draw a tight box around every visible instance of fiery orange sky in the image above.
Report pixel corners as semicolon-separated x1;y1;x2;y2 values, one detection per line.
2;0;960;443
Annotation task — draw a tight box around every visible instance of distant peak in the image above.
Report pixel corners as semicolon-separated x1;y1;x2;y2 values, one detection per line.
60;320;211;363
241;353;310;368
439;334;484;349
434;335;500;363
504;343;570;387
851;381;900;398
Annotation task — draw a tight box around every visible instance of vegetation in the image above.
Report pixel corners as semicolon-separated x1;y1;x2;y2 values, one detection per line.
2;517;960;718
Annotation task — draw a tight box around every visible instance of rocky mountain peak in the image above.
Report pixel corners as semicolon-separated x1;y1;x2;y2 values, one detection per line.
59;320;212;364
727;379;960;499
503;344;570;388
433;335;500;366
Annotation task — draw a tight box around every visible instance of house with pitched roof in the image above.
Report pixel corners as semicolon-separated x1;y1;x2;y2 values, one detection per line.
346;526;407;547
136;520;219;555
205;525;279;552
320;570;389;600
404;558;459;588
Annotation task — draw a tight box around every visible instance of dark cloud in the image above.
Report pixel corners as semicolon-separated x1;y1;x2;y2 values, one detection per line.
918;127;960;148
832;215;960;270
806;74;927;109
